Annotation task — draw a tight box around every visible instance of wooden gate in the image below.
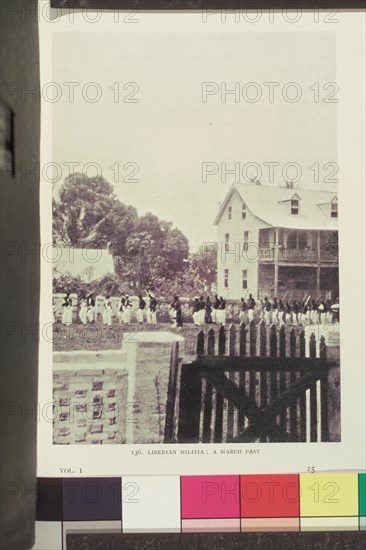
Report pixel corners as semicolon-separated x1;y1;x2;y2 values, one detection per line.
165;322;338;444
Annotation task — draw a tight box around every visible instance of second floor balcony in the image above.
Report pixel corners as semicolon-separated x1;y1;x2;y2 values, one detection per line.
258;245;338;264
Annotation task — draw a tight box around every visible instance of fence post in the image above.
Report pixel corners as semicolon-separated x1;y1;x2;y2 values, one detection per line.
227;324;237;439
239;322;247;356
229;323;236;356
238;322;247;430
319;335;326;359
249;321;256;357
309;333;317;359
164;341;180;443
208;328;215;356
279;325;287;433
270;324;277;357
259;321;267;357
178;364;202;443
197;330;205;356
299;330;306;358
218;325;226;356
269;324;278;408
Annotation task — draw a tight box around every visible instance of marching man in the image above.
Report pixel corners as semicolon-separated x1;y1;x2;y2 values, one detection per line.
102;295;112;326
148;293;157;324
61;292;73;326
136;294;146;324
86;293;96;324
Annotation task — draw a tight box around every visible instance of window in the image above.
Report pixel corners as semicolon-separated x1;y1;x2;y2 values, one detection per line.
75;390;87;398
224;269;229;288
242;269;248;290
225;233;230;251
331;200;338;218
107;389;116;398
228;206;232;221
287;232;297;249
242;203;247;220
92;381;103;391
291;198;299;215
243;231;249;251
298;232;308;249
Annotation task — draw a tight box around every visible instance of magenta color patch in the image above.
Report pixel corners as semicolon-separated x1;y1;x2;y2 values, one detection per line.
181;476;240;519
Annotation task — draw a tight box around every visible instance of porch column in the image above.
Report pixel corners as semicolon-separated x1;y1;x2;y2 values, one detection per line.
274;227;279;297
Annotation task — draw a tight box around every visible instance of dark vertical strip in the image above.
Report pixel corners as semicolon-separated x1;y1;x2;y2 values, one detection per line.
309;333;317;359
202;382;213;443
320;372;329;442
249;322;257;420
207;328;215;356
279;326;287;434
164;342;179;442
227;324;236;439
259;322;267;423
299;330;306;358
196;330;204;356
310;383;318;442
270;325;278;406
300;385;307;443
289;329;297;441
214;392;224;443
239;322;247;357
218;325;226;356
177;365;201;443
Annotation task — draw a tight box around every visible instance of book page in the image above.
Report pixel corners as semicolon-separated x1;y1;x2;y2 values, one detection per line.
37;6;365;477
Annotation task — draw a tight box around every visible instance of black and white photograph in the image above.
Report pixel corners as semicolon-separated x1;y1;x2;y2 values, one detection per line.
49;29;342;447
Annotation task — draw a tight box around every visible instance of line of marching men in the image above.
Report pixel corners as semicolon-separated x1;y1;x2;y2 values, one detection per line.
59;291;339;327
60;292;158;327
240;295;339;326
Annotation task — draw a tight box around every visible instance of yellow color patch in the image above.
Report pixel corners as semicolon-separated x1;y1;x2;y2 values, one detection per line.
300;474;358;517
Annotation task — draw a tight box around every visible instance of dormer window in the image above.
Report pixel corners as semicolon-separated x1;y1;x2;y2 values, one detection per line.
331;198;338;218
242;203;247;220
291;198;299;215
228;206;232;221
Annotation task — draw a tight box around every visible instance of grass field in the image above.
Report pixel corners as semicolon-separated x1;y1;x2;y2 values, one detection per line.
53;322;190;352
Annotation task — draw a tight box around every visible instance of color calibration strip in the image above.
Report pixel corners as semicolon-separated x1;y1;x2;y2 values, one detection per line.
34;473;366;549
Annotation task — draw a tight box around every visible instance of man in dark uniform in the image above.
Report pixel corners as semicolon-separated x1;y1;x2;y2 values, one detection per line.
175;296;183;328
239;297;247;323
137;294;146;324
247;293;256;322
148;293;157;324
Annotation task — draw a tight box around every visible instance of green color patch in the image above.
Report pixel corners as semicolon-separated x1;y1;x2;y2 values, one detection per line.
359;474;366;516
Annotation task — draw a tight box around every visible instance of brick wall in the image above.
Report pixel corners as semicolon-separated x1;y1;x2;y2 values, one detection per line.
53;334;184;444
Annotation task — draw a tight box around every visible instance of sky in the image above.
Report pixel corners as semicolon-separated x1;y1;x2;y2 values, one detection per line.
52;30;337;251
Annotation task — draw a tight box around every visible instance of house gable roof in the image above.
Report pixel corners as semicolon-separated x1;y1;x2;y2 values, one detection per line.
214;183;338;230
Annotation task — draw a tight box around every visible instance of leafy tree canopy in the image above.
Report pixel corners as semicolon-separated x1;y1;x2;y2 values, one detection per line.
53;173;191;292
